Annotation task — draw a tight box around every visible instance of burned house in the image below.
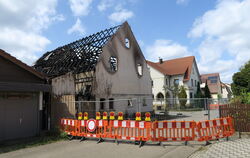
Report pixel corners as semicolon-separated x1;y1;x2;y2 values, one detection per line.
34;22;152;126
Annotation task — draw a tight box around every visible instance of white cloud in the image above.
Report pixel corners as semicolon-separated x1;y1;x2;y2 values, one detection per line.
69;0;93;16
176;0;189;5
0;0;63;65
67;18;86;35
146;39;190;61
189;0;250;83
108;8;134;23
98;0;114;11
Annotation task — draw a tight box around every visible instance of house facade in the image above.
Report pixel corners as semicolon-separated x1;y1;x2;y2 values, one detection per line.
200;73;222;99
221;83;233;99
147;56;201;111
34;22;153;126
0;49;51;141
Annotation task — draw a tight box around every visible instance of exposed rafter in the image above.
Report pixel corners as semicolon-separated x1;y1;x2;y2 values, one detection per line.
34;25;121;78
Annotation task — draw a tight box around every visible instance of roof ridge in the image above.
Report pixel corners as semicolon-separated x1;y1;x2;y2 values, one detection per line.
0;49;45;79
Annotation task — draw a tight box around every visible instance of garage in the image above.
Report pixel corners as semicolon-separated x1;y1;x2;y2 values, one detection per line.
0;49;51;142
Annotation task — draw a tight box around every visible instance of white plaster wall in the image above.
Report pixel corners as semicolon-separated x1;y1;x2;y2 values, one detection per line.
222;87;228;99
94;23;152;113
185;62;201;98
148;65;165;98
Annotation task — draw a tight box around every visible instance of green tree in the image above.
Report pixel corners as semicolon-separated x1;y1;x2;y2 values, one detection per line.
204;81;211;98
231;60;250;96
178;86;187;108
194;82;204;98
194;82;205;108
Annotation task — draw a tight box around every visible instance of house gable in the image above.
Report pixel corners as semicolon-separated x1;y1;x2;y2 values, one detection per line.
94;22;152;99
0;50;44;83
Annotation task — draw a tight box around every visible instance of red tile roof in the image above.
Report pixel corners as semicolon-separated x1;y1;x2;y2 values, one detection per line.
0;49;45;79
147;56;195;81
200;73;221;94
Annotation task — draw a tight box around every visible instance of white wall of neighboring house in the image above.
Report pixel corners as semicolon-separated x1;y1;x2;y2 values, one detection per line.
148;65;165;99
222;87;228;98
148;61;201;101
186;62;201;98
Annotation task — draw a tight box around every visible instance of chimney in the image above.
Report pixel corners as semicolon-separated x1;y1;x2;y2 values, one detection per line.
159;57;163;64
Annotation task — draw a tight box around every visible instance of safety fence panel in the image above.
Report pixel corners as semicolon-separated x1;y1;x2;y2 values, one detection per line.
196;117;234;141
151;121;196;142
61;118;78;136
106;120;151;141
78;119;108;138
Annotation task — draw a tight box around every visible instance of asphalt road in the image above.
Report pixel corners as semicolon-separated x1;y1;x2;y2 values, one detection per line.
0;139;201;158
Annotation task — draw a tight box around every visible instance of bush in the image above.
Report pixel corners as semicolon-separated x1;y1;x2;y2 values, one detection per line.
178;86;187;108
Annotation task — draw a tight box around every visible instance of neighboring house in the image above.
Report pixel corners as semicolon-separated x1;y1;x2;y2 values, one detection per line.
0;49;51;142
34;22;153;126
200;73;222;99
147;56;201;110
221;82;233;99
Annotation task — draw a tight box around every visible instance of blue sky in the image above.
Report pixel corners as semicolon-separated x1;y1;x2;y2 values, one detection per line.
1;0;250;83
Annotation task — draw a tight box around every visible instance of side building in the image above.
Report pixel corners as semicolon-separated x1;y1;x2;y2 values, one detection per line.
34;22;153;127
200;73;222;99
147;56;201;111
0;49;51;142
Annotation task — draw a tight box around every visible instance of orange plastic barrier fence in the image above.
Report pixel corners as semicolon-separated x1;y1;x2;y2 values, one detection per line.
61;118;78;136
60;116;235;145
78;119;108;138
107;120;151;141
196;117;234;141
151;121;196;142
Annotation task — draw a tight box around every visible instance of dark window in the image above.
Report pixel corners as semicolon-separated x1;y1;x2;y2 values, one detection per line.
210;80;217;83
190;93;193;98
191;79;193;86
110;56;117;72
109;98;114;109
143;98;147;106
165;78;168;86
208;76;218;83
174;79;179;86
157;106;162;110
100;98;105;110
151;80;154;87
156;92;164;100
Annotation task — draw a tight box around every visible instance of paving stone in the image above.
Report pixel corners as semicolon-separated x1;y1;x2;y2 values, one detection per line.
189;138;250;158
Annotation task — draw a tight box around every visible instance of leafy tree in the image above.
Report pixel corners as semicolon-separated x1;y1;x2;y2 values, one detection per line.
204;81;211;98
232;60;250;96
178;86;187;108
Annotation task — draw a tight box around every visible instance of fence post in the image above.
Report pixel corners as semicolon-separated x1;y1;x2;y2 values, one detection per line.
207;98;210;120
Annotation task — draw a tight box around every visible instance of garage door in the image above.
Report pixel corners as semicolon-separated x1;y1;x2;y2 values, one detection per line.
0;92;39;141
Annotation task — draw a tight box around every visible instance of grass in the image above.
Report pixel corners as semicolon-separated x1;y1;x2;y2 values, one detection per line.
0;129;67;154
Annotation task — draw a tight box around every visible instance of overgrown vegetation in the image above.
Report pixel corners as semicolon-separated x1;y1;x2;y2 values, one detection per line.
0;128;67;154
178;86;187;108
231;60;250;104
204;81;211;98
